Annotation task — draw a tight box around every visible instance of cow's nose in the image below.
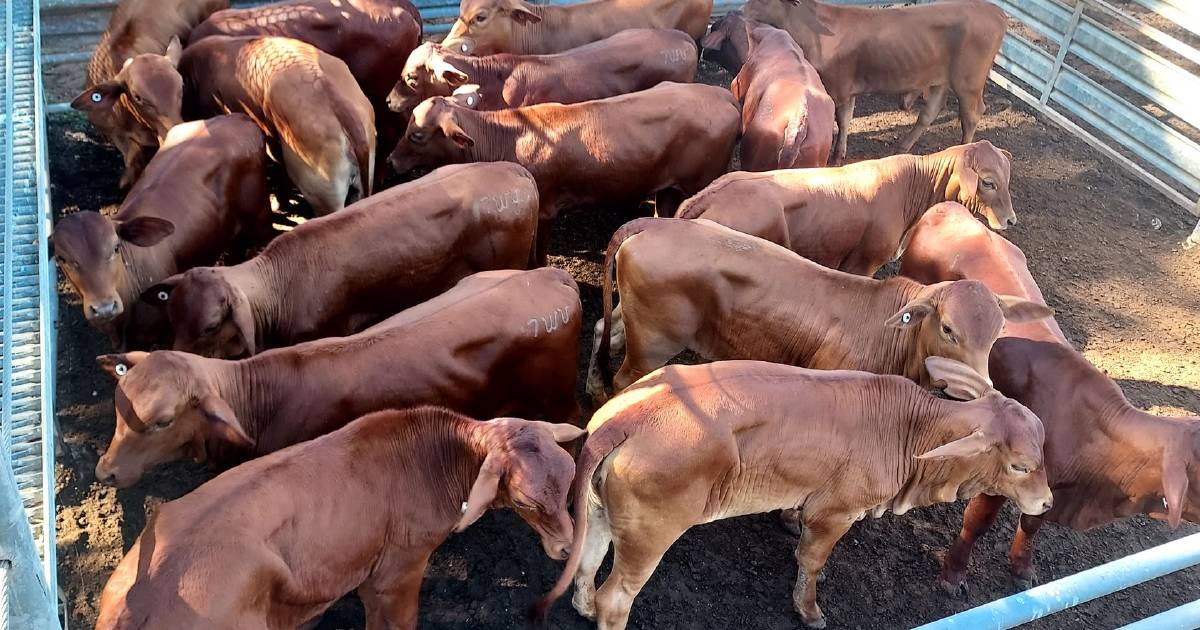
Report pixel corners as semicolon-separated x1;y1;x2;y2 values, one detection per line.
1040;496;1053;512
95;462;119;487
88;299;123;320
1005;215;1018;228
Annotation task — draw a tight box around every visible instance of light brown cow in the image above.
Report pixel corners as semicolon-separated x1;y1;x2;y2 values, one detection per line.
899;203;1200;593
534;359;1052;629
144;162;539;359
51;115;270;351
92;268;581;488
96;406;584;630
387;29;698;116
442;0;712;55
674;141;1015;276
588;217;1052;406
701;13;834;170
71;0;228;188
744;0;1007;162
99;35;375;215
390;82;739;263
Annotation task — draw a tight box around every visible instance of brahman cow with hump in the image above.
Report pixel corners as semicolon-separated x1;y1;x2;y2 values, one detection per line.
387;30;698;115
94;35;375;215
72;0;228;188
535;359;1053;629
744;0;1007;162
51;114;270;351
899;202;1200;593
390;82;739;264
188;0;421;168
441;0;712;55
144;162;539;359
92;268;581;488
587;218;1052;406
675;140;1015;276
701;13;835;170
96;406;584;630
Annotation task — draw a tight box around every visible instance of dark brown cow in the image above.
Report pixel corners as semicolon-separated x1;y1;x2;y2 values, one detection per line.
51;115;269;350
899;202;1200;592
93;268;581;488
188;0;421;167
744;0;1007;162
536;359;1051;629
675;141;1015;276
702;13;834;170
588;217;1052;406
442;0;712;55
390;82;739;263
72;0;228;188
387;29;698;116
145;162;539;358
96;406;584;630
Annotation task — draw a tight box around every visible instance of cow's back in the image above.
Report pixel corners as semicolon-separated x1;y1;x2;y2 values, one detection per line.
89;0;228;85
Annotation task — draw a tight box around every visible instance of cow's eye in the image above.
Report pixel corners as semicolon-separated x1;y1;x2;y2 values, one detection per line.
941;324;955;339
409;131;426;144
204;321;221;334
149;416;173;431
473;12;487;23
981;179;996;190
1009;463;1030;474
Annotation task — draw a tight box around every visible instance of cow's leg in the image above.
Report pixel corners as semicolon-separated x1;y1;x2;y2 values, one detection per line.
281;143;346;216
1008;513;1045;589
611;311;681;394
792;517;854;629
359;559;427;630
897;84;948;153
654;188;684;218
533;218;553;268
586;304;625;406
594;523;684;630
117;142;154;190
571;502;614;620
956;88;986;145
832;97;855;165
939;493;1007;597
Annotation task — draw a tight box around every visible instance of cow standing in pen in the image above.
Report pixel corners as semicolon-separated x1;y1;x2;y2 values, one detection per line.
701;13;835;170
72;0;228;188
535;359;1053;629
744;0;1007;162
97;407;584;630
899;203;1200;593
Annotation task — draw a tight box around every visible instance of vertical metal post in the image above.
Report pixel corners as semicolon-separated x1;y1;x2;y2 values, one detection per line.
0;455;58;629
1041;1;1088;104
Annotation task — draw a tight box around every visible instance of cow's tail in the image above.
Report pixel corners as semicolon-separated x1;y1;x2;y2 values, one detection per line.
777;108;810;169
597;217;660;391
326;77;375;202
530;426;631;624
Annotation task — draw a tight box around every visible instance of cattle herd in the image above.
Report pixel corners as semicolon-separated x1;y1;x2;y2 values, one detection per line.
50;0;1199;628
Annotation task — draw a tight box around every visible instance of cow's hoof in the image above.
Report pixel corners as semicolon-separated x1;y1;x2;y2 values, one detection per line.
571;592;596;620
1012;573;1037;592
800;611;827;629
938;578;968;599
779;510;803;536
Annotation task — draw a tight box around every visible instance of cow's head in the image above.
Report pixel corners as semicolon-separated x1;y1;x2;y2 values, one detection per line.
93;351;252;488
1154;421;1200;528
702;12;754;75
920;357;1054;516
71;37;185;144
945;140;1015;230
744;0;831;39
443;0;542;56
143;267;256;359
388;43;474;115
886;279;1053;385
388;95;479;175
456;418;586;559
52;211;175;333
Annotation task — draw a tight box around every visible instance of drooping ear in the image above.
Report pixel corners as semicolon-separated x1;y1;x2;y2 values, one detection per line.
925;356;991;401
1161;446;1189;529
884;299;934;329
116;216;175;247
165;36;183;67
439;116;475;148
508;3;542;25
96;352;149;379
916;430;994;460
700;25;728;51
431;56;470;88
199;395;254;448
451;84;483;109
997;295;1054;323
528;420;587;443
951;162;980;199
999;148;1013;162
140;277;181;306
71;82;124;112
456;451;504;531
229;293;257;356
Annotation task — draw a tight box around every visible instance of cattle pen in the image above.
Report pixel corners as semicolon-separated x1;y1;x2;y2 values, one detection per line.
3;0;1200;628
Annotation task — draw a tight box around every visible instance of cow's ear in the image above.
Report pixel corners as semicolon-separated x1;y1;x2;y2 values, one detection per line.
507;2;542;25
165;36;183;67
916;430;993;460
527;420;586;443
952;157;980;199
1161;446;1189;529
999;148;1013;162
230;294;257;356
997;295;1054;323
96;352;148;379
116;216;175;247
71;82;123;112
885;299;934;329
439;117;475;148
925;356;991;400
141;277;180;306
199;396;254;448
456;451;504;531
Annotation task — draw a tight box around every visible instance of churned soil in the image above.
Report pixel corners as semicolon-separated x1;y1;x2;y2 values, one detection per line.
50;60;1200;630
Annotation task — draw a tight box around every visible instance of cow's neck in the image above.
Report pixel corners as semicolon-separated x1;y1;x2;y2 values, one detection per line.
794;1;839;69
217;355;295;457
452;53;519;91
886;395;985;514
514;6;573;54
861;277;928;383
116;242;164;310
904;153;960;227
459;111;524;163
229;257;287;344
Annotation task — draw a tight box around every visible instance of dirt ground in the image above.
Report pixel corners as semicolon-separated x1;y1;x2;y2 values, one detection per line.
48;59;1200;629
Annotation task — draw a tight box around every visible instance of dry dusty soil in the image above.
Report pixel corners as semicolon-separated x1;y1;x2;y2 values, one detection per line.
49;61;1200;629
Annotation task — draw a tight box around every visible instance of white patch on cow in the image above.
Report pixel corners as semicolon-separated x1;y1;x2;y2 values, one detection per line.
91;92;103;103
460;501;469;513
461;43;469;53
466;95;476;107
660;48;690;64
527;306;571;337
157;291;169;302
474;187;534;214
114;363;128;376
901;312;912;324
